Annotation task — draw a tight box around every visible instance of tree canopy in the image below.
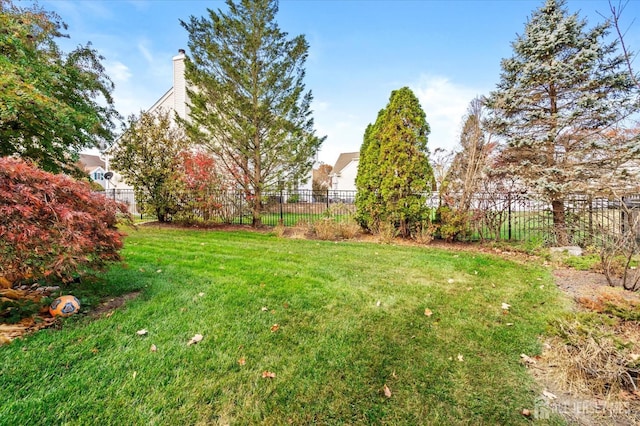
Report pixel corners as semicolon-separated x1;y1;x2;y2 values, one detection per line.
485;0;639;245
355;87;434;237
180;0;325;226
0;0;120;175
110;109;190;222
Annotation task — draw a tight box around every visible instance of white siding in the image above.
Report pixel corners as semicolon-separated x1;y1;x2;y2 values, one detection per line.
332;159;358;191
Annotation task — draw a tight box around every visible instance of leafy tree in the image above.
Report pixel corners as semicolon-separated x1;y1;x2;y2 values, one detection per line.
0;0;120;175
173;150;232;223
485;0;639;245
110;109;190;222
312;163;332;202
356;87;434;237
181;0;325;226
446;97;495;211
0;157;127;288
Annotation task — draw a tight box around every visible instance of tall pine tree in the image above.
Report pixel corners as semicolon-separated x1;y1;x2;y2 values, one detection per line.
355;87;434;237
486;0;638;245
180;0;324;226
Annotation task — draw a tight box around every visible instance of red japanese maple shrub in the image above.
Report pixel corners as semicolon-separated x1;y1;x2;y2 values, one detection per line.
0;157;128;287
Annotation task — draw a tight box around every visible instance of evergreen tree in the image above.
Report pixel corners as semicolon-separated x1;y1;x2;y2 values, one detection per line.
355;87;434;237
486;0;638;245
0;1;119;175
355;121;382;230
180;0;324;226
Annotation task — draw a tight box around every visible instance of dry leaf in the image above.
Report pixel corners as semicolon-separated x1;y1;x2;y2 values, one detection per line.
136;329;148;336
542;390;557;400
447;278;455;284
91;348;99;354
262;371;276;378
132;371;137;379
187;334;203;345
376;300;381;307
424;308;433;317
270;324;280;333
238;357;246;366
156;269;162;273
261;306;269;312
630;353;640;362
520;353;536;365
501;302;511;310
506;323;514;326
457;354;464;362
105;311;114;318
150;344;157;352
383;384;392;398
521;408;531;417
198;292;205;297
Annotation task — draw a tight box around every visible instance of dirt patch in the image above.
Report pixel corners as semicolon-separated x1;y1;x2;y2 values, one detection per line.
89;291;142;318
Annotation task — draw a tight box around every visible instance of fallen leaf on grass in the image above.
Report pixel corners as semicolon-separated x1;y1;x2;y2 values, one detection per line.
262;371;276;378
238;357;246;366
447;278;455;284
457;354;464;362
520;353;537;365
383;384;392;398
136;329;148;336
424;308;433;317
91;348;99;354
270;324;280;333
187;334;203;345
105;311;114;318
261;306;269;312
156;269;162;273
376;300;381;307
501;302;511;310
150;344;157;352
542;390;557;400
521;409;531;417
132;371;137;379
198;292;205;297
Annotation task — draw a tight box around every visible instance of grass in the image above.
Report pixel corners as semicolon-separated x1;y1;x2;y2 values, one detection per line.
0;227;566;425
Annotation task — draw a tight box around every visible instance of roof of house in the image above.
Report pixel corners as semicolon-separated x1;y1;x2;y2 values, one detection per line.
332;152;359;174
78;154;105;173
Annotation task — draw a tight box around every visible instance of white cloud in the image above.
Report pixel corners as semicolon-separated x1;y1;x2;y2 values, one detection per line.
106;61;132;84
411;75;485;153
137;41;154;65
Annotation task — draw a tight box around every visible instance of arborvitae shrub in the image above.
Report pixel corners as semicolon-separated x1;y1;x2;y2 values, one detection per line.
0;157;128;287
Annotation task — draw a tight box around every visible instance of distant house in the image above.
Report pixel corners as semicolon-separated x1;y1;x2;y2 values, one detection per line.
79;154;107;188
330;152;359;192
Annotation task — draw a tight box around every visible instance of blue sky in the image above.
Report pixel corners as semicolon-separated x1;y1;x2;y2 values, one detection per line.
41;0;640;167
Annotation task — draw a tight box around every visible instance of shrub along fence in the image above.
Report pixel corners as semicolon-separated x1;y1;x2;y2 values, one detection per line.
102;188;640;245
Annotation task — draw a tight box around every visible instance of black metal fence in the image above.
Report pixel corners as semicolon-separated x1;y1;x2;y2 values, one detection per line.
101;188;640;245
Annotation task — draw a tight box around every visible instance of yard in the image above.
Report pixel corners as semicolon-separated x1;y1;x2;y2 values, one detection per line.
0;226;566;425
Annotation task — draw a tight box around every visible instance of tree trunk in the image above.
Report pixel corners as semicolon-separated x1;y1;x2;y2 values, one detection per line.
251;190;262;227
551;199;568;245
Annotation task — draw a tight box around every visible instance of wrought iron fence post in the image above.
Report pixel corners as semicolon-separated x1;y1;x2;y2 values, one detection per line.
507;192;512;241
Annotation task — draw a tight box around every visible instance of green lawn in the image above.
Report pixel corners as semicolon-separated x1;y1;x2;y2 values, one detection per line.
0;227;566;425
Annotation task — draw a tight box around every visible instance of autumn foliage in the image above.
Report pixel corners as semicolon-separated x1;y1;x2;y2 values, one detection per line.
0;157;128;288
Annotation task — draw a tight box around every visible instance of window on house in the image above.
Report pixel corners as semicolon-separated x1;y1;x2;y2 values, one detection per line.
94;172;104;180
